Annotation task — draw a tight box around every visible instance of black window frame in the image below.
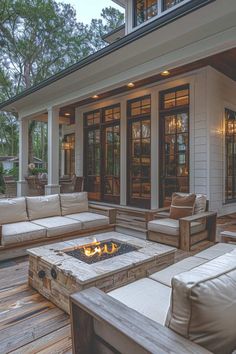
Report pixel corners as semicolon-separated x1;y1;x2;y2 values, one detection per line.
225;108;236;203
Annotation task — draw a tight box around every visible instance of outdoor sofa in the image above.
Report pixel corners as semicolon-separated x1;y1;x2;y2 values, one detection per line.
0;192;116;261
70;242;236;354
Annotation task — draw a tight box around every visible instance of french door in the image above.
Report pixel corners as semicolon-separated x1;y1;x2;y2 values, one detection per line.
127;96;151;209
84;105;120;204
159;85;190;207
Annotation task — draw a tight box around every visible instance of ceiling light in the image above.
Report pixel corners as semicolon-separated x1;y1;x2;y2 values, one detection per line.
127;82;135;88
65;113;71;116
161;70;170;76
92;95;99;99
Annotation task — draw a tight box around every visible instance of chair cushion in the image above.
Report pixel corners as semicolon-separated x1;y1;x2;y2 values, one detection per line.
1;221;46;246
170;193;196;219
149;256;206;287
32;216;82;238
60;192;88;216
65;212;109;229
26;194;61;220
194;243;236;261
0;197;28;224
165;253;236;354
108;278;171;325
194;194;207;214
148;218;205;236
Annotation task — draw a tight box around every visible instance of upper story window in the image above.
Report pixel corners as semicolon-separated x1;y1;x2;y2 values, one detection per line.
133;0;187;28
163;0;185;11
134;0;158;26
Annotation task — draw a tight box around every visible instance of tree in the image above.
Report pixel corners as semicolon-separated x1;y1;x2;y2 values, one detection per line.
0;0;124;161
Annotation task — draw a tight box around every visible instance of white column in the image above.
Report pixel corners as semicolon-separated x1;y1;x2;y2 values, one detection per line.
17;117;28;196
45;107;60;195
151;91;159;209
120;100;127;205
75;108;83;176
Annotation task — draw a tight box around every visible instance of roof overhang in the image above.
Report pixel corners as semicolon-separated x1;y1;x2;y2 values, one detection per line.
0;0;235;118
112;0;125;8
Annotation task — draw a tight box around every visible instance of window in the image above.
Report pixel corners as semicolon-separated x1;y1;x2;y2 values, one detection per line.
159;85;190;206
134;0;158;26
64;134;75;176
225;108;236;202
127;96;151;209
84;105;120;204
163;0;185;11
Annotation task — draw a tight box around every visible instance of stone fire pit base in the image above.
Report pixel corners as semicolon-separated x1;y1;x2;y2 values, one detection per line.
28;232;176;313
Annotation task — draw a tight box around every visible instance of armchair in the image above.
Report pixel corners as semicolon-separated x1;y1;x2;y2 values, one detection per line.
147;194;216;251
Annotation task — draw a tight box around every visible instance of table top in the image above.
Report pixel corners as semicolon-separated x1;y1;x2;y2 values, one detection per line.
27;231;176;285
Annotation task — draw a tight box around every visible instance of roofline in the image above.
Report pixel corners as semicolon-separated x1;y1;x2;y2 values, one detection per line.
0;0;215;112
102;24;125;41
112;0;126;8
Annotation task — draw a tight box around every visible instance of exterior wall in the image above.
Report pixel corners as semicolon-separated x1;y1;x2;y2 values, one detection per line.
74;68;210;210
207;67;236;215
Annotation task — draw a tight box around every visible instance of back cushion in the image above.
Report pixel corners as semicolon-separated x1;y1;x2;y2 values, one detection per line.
170;193;196;220
60;192;88;216
194;194;207;214
26;194;61;220
165;253;236;354
0;197;28;224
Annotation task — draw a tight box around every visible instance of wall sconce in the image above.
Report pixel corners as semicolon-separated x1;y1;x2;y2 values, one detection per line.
61;139;72;150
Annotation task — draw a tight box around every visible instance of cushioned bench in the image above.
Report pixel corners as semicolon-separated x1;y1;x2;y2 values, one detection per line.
70;243;236;354
0;192;116;260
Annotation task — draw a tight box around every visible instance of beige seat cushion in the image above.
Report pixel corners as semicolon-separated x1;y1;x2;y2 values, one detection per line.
108;278;171;325
26;195;61;220
1;222;46;246
194;243;236;261
65;212;109;229
0;198;28;224
149;256;206;287
148;218;205;236
32;216;82;238
166;252;236;354
60;192;88;216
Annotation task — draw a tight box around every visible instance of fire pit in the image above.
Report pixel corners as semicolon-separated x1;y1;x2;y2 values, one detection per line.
65;238;138;264
28;232;176;313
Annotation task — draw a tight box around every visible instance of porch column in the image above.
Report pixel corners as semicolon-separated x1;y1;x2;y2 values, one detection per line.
17;117;28;196
45;107;60;195
120;100;127;205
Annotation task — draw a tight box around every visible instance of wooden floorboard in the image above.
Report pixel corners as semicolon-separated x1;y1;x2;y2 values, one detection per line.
0;258;72;354
0;235;212;354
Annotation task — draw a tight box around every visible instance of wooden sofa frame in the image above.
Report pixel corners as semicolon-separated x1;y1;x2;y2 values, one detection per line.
146;203;217;251
70;287;211;354
0;204;116;261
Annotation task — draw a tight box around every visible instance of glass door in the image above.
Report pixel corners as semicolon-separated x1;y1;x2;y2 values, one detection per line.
159;85;189;206
127;96;151;209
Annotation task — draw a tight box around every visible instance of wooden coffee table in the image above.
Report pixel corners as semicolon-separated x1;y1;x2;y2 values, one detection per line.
28;231;176;313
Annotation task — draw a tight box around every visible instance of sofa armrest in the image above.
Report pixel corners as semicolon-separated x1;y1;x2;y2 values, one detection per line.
70;287;211;354
179;212;217;250
88;204;116;224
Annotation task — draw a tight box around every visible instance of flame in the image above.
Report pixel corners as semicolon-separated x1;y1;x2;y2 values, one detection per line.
82;238;120;258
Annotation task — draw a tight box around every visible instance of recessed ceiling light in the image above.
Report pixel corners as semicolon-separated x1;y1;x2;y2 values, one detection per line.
127;82;135;88
92;95;99;99
161;70;170;76
65;113;71;116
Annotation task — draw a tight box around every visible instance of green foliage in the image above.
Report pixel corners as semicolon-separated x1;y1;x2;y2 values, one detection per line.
0;0;124;159
5;166;19;180
29;167;47;176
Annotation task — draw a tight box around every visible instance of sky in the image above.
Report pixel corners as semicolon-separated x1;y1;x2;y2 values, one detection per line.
58;0;124;24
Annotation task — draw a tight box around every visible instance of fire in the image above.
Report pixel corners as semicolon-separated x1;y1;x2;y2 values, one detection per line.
83;238;120;258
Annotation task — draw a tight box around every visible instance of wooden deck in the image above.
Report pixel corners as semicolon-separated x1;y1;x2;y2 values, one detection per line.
0;242;213;354
0;257;72;354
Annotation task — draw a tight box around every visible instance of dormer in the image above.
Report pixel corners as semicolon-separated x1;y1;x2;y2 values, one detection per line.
112;0;202;34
